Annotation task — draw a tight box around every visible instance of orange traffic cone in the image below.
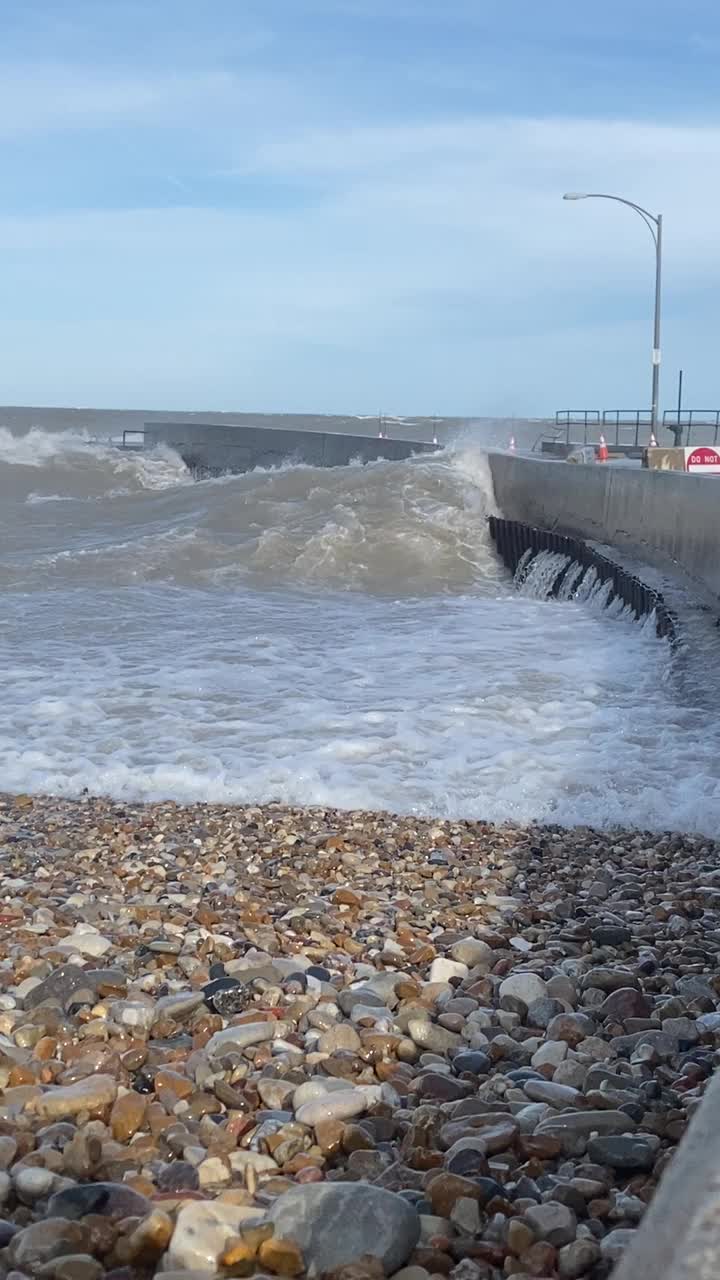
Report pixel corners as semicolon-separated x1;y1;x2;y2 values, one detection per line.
649;432;658;447
509;436;516;452
597;434;609;462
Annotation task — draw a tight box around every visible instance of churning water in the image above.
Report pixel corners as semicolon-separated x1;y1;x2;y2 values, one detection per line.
1;424;719;831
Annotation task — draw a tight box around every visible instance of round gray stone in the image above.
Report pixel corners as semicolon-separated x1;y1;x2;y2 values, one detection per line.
268;1182;420;1277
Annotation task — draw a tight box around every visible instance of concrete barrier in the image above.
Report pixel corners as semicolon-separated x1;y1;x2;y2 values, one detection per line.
611;1071;720;1280
143;422;437;475
488;451;720;602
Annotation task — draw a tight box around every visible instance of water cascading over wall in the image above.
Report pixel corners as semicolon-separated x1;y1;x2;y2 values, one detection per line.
488;516;677;641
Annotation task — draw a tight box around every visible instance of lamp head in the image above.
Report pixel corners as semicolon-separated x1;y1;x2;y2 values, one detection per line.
563;192;588;200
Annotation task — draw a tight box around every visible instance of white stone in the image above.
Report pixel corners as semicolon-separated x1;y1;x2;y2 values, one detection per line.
600;1228;637;1262
163;1202;266;1271
429;957;469;984
510;936;533;953
110;1000;155;1031
514;1103;552;1133
524;1202;577;1247
296;1091;367;1127
15;977;42;1001
531;1040;569;1069
450;1197;481;1235
197;1156;231;1188
228;1151;278;1175
449;937;494;970
292;1079;353;1111
525;1080;582;1109
419;1214;452;1245
205;1022;275;1056
498;972;548;1005
59;929;111;958
13;1166;56;1201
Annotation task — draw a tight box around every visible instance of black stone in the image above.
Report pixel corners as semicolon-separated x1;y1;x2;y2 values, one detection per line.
587;1136;656;1171
526;998;565;1029
307;966;331;982
133;1069;156;1095
283;972;308;993
203;977;247;1016
591;926;631;947
513;1175;541;1202
453;1051;492;1077
209;962;227;979
397;1190;426;1206
156;1161;200;1192
47;1182;151;1220
544;1184;587;1216
0;1221;18;1247
446;1149;490;1179
500;994;528;1018
203;976;243;1000
638;1080;662;1103
23;964;93;1011
619;1102;645;1123
473;1177;508;1203
212;987;248;1018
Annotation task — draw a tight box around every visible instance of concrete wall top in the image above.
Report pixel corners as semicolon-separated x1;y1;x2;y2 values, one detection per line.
144;422;437;474
488;451;720;602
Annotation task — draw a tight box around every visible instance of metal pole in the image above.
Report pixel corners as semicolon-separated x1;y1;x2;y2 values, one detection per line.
677;368;683;447
651;212;662;432
563;195;663;436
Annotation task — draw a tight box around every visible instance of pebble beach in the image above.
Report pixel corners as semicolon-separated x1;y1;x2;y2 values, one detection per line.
0;793;716;1279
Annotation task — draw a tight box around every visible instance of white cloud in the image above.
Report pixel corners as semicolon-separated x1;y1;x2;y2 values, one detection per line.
0;64;282;137
1;89;719;410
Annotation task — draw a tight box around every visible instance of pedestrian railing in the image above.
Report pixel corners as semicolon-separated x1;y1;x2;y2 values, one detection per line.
555;410;601;444
119;430;146;449
601;410;654;446
556;409;720;447
662;411;720;446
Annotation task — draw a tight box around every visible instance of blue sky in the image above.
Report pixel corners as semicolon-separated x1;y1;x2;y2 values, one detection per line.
1;0;719;415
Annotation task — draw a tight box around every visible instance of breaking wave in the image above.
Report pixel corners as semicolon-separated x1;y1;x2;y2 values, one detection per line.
3;420;720;835
0;426;191;501
0;430;501;595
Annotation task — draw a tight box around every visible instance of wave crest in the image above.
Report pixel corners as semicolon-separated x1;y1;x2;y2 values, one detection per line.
1;431;499;596
0;426;190;500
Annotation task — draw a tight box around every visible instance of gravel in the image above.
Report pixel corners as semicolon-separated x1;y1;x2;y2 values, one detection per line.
0;791;717;1278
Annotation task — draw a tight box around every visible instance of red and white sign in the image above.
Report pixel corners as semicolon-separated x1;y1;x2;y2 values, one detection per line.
685;446;720;474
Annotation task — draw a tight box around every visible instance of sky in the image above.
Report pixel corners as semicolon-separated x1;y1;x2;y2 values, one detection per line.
1;0;719;416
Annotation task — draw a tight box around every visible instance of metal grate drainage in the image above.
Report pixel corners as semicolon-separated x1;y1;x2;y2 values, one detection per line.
488;516;677;642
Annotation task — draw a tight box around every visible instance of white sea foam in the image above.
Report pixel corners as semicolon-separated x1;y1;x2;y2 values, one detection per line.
0;426;190;499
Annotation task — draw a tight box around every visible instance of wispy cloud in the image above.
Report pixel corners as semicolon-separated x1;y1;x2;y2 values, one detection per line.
0;0;719;410
0;64;282;137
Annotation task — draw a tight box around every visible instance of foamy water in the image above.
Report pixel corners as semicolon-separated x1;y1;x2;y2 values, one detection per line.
1;424;719;832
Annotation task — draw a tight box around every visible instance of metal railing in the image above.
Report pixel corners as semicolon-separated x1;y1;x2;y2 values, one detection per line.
119;429;146;449
662;410;720;446
601;409;653;446
556;408;720;447
555;410;600;444
555;409;652;446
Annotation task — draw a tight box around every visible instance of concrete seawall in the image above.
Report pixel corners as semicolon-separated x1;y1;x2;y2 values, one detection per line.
488;451;720;602
143;422;437;474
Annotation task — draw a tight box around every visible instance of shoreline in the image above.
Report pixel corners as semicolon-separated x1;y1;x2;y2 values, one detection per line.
0;791;715;1276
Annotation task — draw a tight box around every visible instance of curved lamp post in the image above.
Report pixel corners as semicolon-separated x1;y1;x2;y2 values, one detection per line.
563;192;663;433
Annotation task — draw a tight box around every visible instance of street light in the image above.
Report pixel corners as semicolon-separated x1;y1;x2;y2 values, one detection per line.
563;191;663;433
